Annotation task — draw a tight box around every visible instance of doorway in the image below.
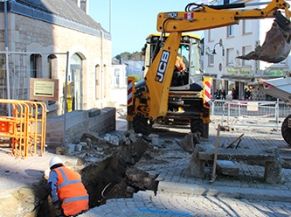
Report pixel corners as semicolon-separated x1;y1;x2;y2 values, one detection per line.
69;53;83;111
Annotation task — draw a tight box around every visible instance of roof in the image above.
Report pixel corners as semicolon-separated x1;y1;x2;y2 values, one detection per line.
1;0;110;38
17;0;102;29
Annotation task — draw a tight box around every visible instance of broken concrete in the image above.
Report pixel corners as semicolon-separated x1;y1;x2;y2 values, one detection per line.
175;133;198;153
217;160;240;176
80;137;158;207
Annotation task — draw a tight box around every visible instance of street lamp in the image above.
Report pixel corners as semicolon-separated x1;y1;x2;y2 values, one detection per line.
212;39;225;56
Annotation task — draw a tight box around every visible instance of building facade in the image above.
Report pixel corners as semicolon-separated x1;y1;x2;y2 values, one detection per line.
0;0;112;115
110;60;144;107
203;0;290;100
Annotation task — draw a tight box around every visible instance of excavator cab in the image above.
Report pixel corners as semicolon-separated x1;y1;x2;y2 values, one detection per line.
143;33;203;90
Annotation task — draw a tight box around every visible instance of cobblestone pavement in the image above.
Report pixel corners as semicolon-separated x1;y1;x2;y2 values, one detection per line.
135;124;291;191
81;121;291;216
81;190;291;217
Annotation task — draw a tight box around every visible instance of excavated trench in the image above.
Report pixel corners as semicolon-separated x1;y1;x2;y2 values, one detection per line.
34;135;159;217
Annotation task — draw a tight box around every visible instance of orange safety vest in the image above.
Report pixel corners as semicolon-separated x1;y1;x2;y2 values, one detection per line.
54;166;89;216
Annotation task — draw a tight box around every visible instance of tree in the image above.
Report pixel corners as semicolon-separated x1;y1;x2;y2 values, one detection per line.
114;51;143;62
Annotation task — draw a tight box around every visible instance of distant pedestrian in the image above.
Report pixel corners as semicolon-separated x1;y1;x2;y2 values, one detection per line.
48;156;89;217
232;88;238;99
244;87;251;100
217;89;222;99
221;89;226;99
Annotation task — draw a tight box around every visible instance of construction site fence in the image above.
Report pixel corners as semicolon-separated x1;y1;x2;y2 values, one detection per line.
0;99;47;158
210;99;291;129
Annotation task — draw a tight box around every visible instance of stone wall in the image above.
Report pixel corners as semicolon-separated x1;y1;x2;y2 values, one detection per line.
46;107;116;145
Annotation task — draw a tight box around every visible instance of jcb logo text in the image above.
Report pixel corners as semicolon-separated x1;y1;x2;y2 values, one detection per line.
156;51;170;83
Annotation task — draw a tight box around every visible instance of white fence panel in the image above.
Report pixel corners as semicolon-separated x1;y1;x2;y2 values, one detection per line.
211;100;291;128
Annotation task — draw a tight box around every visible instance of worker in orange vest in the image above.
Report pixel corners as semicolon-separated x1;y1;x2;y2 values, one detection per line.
48;156;89;216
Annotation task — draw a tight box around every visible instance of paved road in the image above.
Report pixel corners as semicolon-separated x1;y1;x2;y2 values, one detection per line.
81;190;291;217
81;121;291;217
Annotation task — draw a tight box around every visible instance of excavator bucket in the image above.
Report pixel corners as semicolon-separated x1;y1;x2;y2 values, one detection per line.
237;12;291;63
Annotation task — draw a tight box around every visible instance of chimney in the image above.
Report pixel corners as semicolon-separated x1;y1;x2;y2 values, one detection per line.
70;0;88;14
80;0;89;14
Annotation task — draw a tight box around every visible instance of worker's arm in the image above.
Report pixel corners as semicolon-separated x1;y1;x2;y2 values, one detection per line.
48;170;59;203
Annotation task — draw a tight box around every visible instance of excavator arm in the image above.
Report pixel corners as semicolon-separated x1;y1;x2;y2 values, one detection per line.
145;0;291;120
157;0;290;32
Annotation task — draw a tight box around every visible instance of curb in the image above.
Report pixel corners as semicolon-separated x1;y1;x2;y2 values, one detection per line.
158;181;291;202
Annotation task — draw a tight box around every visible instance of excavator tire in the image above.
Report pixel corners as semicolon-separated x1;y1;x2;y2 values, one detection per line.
190;119;208;138
203;123;209;139
132;115;153;136
281;115;291;147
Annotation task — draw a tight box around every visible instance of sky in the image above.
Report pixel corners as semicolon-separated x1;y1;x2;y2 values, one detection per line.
88;0;207;56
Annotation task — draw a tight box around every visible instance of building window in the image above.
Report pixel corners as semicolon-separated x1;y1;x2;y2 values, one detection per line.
242;20;252;35
103;64;107;98
114;68;121;87
30;54;42;78
208;54;214;67
95;64;101;99
227;25;234;37
242;46;252;66
208;30;213;42
226;48;234;66
48;54;57;79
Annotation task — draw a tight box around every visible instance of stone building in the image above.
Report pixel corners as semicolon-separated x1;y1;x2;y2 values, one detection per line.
0;0;112;114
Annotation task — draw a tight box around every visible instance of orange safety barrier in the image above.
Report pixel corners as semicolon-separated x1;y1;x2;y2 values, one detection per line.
0;99;47;158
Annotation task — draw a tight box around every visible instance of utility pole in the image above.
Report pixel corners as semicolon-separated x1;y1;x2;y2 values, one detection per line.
4;0;11;115
109;0;111;34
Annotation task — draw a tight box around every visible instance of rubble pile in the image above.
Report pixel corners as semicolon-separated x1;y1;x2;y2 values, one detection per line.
23;130;160;217
80;130;159;207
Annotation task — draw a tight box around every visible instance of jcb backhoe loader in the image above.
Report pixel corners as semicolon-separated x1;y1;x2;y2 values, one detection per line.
136;33;211;137
127;0;291;136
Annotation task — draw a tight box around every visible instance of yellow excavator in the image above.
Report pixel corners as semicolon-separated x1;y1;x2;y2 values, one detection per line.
137;32;211;137
127;0;291;136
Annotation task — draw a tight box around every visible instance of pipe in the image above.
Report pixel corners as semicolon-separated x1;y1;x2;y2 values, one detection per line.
4;1;11;115
100;29;104;107
4;0;8;48
63;51;70;146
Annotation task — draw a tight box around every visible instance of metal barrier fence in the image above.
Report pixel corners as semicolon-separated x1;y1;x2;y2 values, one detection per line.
0;99;47;158
210;100;291;128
